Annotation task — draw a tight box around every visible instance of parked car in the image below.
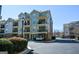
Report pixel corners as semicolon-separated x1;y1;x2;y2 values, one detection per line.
36;37;44;41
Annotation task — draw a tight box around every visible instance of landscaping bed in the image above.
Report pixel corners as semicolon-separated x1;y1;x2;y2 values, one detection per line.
0;37;28;54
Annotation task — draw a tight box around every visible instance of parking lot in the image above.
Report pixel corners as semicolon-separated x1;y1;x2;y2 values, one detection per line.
28;38;79;54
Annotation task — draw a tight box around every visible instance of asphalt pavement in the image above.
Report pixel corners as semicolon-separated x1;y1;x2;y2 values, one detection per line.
28;38;79;54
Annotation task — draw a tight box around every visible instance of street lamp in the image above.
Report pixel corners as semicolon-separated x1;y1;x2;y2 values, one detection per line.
22;19;24;38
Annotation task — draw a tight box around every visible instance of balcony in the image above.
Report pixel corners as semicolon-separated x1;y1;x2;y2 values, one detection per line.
13;21;18;26
37;24;47;27
12;32;18;34
0;30;4;33
24;25;30;28
38;19;47;24
38;26;48;32
38;29;47;32
12;30;18;34
37;19;48;27
23;20;30;27
23;20;30;25
13;28;18;32
13;22;18;28
0;24;5;28
24;27;30;32
38;16;47;19
13;30;18;32
24;30;30;32
24;30;30;34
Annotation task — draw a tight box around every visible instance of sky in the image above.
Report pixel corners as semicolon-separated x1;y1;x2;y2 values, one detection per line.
1;5;79;32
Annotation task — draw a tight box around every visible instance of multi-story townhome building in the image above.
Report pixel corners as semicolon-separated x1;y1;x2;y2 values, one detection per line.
0;10;53;41
64;21;79;38
0;20;5;37
0;5;2;19
4;18;14;37
64;24;70;37
18;12;31;39
30;10;53;40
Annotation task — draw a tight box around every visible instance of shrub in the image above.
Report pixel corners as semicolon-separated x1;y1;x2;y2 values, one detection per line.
0;38;14;53
8;37;28;52
52;36;56;40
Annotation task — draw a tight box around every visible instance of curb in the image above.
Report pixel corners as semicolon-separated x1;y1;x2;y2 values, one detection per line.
19;46;33;54
33;40;56;43
43;40;56;43
75;40;79;43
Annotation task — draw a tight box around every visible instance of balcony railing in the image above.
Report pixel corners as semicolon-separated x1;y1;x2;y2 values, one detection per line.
24;30;30;32
38;22;47;24
0;30;4;33
23;21;30;25
13;22;18;26
13;30;18;32
0;25;5;28
38;29;48;32
38;19;47;24
24;23;30;25
12;32;18;34
38;16;47;19
13;24;18;26
13;28;18;32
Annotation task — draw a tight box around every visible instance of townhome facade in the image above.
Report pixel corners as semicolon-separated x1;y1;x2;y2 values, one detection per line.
0;20;5;37
0;10;53;41
30;10;53;40
64;21;79;38
0;5;2;19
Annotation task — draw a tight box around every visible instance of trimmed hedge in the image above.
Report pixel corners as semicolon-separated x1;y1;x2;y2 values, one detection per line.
8;37;28;53
0;38;14;53
0;37;28;54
